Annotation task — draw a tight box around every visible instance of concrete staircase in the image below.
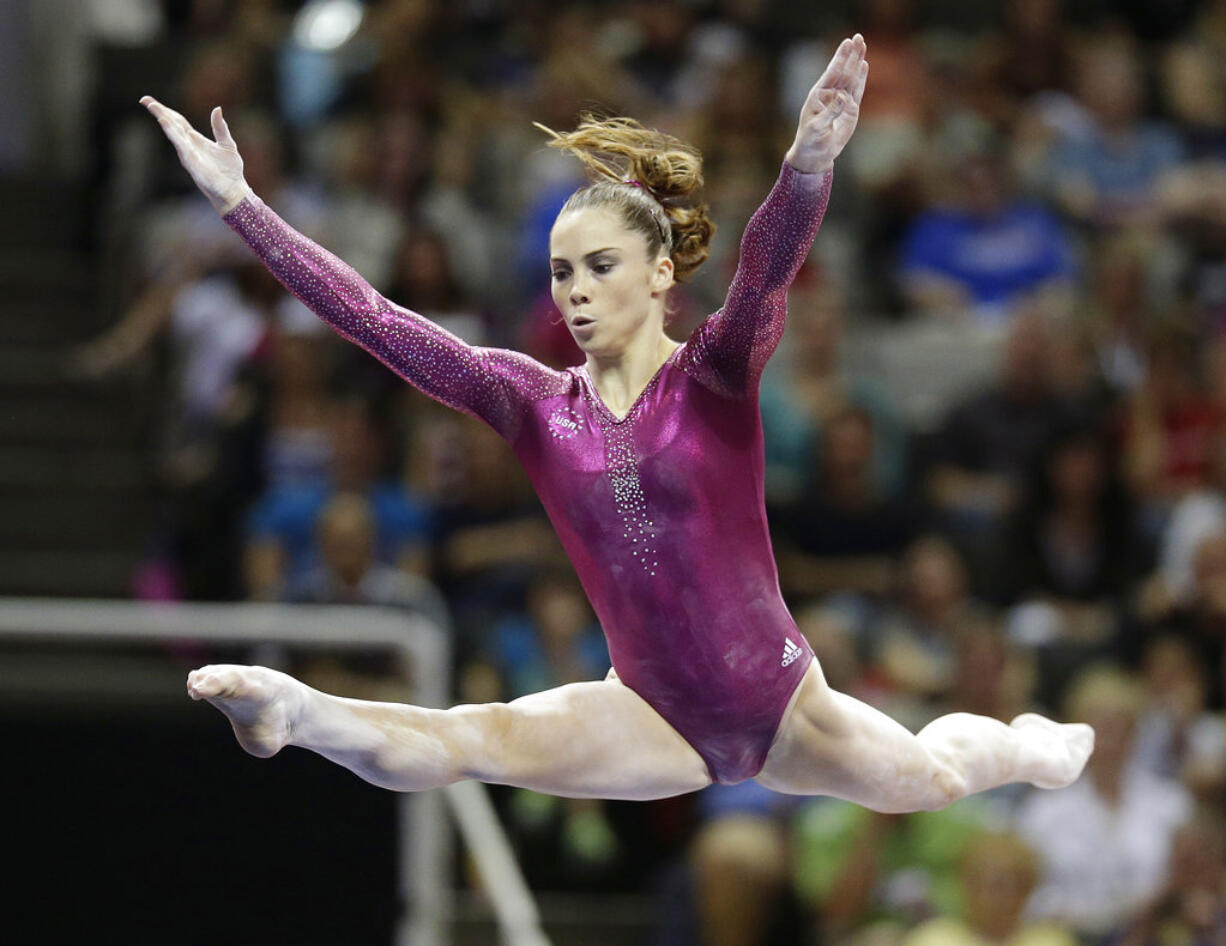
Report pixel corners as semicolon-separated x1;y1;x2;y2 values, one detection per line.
0;176;156;596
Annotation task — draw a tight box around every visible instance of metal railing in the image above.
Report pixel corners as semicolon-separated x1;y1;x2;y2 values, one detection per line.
0;597;549;946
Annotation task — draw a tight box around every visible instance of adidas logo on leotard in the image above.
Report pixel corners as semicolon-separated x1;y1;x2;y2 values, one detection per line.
781;637;803;667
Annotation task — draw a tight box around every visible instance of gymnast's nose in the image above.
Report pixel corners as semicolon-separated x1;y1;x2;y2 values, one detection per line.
569;276;591;308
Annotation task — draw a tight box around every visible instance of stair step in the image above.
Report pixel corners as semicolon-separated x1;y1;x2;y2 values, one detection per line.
0;300;110;346
0;446;151;490
0;179;89;250
0;249;96;296
0;393;151;446
0;491;155;548
0;349;156;390
0;347;80;385
0;549;140;598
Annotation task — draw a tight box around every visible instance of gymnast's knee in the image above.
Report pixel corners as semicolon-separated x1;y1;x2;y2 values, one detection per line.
450;700;517;781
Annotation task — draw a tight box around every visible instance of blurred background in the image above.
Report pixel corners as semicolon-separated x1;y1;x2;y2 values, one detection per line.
3;0;1226;944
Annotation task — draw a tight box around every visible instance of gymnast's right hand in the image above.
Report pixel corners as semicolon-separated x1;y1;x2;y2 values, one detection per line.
139;95;251;216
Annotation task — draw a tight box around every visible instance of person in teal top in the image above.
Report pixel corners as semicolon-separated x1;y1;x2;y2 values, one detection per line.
760;283;907;508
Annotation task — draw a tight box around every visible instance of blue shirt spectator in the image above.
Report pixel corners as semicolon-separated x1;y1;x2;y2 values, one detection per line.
899;202;1075;319
246;478;433;590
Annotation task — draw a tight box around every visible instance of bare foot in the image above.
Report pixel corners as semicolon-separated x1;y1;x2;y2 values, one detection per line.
1009;712;1096;790
187;664;302;758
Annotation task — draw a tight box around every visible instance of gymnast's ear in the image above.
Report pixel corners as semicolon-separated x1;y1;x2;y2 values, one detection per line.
651;254;675;294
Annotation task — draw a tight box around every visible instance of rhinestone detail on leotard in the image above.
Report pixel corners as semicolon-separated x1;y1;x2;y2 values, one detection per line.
578;359;677;576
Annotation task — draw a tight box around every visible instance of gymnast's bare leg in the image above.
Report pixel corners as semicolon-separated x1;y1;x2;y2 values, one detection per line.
186;664;713;801
755;657;1095;812
189;657;1091;810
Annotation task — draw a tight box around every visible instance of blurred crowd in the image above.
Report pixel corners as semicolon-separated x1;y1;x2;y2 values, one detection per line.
54;0;1226;944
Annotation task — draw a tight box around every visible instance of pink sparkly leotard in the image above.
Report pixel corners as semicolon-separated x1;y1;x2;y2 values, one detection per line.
223;161;832;783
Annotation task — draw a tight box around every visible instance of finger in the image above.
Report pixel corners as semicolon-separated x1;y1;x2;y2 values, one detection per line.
852;58;869;104
833;35;864;84
836;40;866;92
211;106;237;149
815;37;853;89
141;97;187;144
142;96;195;141
810;37;861;106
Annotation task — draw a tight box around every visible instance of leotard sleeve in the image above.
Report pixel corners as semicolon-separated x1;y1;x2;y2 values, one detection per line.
680;161;832;398
222;193;563;445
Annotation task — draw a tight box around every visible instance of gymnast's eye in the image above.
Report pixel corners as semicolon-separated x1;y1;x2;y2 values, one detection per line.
551;269;570;281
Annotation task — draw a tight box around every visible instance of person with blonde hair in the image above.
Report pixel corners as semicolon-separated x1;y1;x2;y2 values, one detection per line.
904;830;1077;946
141;35;1093;810
1016;664;1192;938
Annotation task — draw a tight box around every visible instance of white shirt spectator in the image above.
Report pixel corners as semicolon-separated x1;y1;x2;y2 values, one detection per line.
170;274;324;426
1013;769;1192;936
1160;489;1226;605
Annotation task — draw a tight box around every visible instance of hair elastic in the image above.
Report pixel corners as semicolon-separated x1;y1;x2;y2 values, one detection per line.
623;179;645;188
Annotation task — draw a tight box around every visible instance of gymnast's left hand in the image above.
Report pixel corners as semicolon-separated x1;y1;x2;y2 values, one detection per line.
785;33;868;175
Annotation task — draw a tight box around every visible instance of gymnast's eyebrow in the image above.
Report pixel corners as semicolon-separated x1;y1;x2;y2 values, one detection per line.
550;247;620;264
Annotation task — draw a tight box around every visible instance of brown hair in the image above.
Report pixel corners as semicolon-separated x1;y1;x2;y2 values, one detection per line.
533;112;716;283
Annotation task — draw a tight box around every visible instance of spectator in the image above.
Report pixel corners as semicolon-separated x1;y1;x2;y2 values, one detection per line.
925;311;1085;534
1123;329;1226;506
898;138;1076;324
475;567;608;702
309;115;407;292
244;395;433;600
286;491;450;704
991;421;1139;647
690;786;800;946
869;536;991;712
902;830;1077;946
760;279;908;507
287;491;447;626
1151;428;1226;609
774;405;918;602
385;227;493;347
1136;525;1226;708
427;418;569;640
1131;635;1226;801
977;0;1075;118
1082;230;1157;396
791;796;1005;946
259;325;338;492
1105;808;1226;946
1014;664;1193;940
1043;37;1186;231
835;0;928;193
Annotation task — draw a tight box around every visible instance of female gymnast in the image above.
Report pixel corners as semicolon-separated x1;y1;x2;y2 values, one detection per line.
142;34;1094;810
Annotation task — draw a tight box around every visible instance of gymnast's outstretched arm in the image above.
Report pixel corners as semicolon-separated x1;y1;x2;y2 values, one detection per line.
681;35;866;398
139;96;563;445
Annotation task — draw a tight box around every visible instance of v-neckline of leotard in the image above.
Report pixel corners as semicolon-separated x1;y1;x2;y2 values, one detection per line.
578;343;685;424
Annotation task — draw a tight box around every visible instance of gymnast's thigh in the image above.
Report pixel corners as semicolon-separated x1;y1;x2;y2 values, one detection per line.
754;655;942;803
471;674;714;801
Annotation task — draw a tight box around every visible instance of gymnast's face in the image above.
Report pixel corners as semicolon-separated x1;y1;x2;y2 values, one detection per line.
549;206;673;353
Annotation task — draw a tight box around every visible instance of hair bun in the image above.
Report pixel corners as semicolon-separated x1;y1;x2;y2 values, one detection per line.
534;113;716;282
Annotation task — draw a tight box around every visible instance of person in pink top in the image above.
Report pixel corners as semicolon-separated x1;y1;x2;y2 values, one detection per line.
142;35;1094;808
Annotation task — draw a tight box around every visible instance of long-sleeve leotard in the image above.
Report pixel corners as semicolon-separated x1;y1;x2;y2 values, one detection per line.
678;163;832;398
223;161;833;783
222;196;570;443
